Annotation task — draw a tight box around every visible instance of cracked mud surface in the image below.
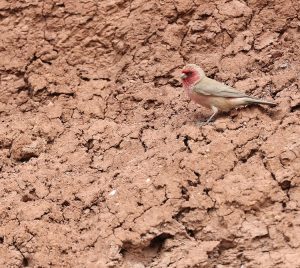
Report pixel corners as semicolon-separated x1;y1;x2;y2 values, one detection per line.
0;0;299;267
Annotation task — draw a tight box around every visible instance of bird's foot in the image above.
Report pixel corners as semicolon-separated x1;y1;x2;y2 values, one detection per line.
196;120;210;126
196;107;218;127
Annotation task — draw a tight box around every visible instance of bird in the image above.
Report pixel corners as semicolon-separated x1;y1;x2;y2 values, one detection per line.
180;64;276;125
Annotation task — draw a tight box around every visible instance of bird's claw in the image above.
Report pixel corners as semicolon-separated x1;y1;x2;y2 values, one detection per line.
196;121;209;126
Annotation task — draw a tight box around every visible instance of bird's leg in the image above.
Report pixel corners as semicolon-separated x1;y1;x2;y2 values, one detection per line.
206;106;218;123
198;106;218;126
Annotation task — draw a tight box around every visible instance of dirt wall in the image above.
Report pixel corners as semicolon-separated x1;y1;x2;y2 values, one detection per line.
0;0;299;267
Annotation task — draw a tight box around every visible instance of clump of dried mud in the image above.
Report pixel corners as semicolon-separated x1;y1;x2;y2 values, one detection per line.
0;0;299;267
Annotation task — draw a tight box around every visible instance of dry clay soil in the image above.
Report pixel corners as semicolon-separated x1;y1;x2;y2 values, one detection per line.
0;0;300;267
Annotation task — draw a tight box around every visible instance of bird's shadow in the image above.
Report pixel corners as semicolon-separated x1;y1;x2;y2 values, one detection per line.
246;104;278;117
192;104;277;125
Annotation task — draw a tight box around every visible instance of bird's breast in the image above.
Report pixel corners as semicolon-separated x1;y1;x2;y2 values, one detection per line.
186;88;237;111
186;88;211;108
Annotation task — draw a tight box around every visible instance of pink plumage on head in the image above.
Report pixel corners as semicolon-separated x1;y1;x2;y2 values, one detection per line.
181;64;203;88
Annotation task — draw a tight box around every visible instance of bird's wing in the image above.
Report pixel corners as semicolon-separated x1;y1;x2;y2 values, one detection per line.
193;77;249;98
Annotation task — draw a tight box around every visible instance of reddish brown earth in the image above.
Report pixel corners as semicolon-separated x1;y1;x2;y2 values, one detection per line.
0;0;299;267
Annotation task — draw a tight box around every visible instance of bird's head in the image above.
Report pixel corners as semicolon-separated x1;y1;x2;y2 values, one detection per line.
180;64;206;88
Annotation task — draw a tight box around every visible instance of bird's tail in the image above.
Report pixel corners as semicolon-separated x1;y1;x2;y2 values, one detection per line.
245;97;277;106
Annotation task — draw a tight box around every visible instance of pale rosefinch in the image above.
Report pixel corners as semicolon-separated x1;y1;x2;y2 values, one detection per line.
180;64;276;124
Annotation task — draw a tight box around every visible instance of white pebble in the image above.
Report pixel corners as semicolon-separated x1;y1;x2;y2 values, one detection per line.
108;189;117;196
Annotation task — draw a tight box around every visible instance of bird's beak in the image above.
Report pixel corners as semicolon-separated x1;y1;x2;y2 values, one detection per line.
180;73;187;79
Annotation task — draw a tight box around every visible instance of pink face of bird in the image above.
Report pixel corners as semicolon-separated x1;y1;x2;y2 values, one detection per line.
180;66;201;89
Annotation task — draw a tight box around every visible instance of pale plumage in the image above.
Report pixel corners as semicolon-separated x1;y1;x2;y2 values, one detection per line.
180;64;276;124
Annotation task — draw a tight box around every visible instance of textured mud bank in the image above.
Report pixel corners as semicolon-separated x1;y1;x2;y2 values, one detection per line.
0;0;299;267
